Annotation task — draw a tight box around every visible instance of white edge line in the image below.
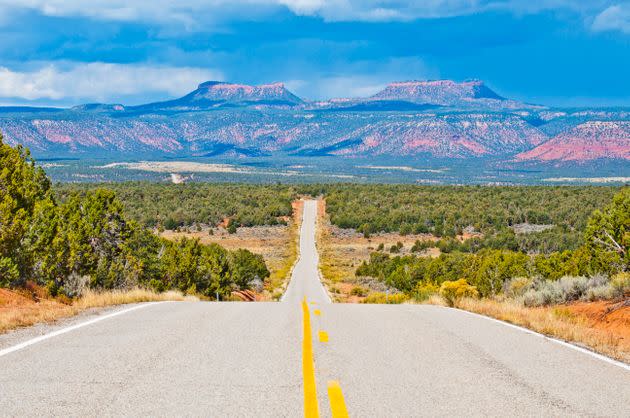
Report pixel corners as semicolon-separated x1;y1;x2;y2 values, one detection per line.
0;302;166;358
442;305;630;371
280;200;306;303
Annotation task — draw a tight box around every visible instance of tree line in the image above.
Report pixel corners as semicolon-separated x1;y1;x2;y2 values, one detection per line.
0;136;268;298
356;186;629;299
55;183;619;256
55;182;297;231
298;184;619;254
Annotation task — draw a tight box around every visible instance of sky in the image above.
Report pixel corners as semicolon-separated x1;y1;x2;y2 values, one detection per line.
0;0;628;107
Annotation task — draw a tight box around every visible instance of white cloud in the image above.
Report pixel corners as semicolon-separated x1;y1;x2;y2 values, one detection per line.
277;0;325;15
0;0;615;24
0;62;222;102
592;4;630;34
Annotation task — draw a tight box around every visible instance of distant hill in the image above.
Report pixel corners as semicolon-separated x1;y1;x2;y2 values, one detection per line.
0;79;628;164
132;81;304;111
516;121;630;162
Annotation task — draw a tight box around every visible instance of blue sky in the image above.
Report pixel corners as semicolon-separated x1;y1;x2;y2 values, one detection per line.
0;0;628;107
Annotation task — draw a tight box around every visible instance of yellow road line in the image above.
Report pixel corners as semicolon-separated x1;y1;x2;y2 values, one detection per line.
302;298;319;418
313;309;321;316
327;380;349;418
318;330;328;343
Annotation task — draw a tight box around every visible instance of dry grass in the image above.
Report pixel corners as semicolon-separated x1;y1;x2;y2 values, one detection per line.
0;287;193;334
75;288;194;308
454;297;630;364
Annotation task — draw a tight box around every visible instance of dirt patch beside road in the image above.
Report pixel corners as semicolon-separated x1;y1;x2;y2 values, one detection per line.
563;300;630;342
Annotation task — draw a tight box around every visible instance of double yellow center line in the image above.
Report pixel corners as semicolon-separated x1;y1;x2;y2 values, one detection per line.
301;298;349;418
302;298;319;418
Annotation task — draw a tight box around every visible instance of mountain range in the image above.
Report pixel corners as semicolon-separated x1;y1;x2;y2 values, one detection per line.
0;79;628;165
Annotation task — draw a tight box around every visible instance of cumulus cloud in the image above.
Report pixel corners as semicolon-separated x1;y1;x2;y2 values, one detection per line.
0;62;222;102
592;4;630;34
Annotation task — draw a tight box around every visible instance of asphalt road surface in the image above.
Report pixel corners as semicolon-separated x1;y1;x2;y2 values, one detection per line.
1;200;628;417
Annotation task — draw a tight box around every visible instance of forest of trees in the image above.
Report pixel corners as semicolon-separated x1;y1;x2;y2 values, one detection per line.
0;136;268;298
55;183;618;256
301;184;619;254
56;183;297;230
356;187;629;303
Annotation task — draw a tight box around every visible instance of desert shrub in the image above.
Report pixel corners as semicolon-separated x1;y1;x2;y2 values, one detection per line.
611;272;630;296
582;273;628;301
521;275;612;306
522;283;559;307
558;276;589;301
439;279;478;307
411;240;432;253
585;285;615;301
504;277;533;298
350;286;368;297
586;273;609;288
413;282;439;301
362;292;408;304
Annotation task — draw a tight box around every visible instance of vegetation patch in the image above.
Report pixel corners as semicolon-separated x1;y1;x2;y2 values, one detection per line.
56;182;297;230
304;184;618;254
0;135;271;313
352;187;629;361
0;286;193;334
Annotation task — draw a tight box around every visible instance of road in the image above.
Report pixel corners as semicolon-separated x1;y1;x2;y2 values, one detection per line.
1;200;628;417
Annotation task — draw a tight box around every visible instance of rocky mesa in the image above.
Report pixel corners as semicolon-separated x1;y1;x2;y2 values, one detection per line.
0;79;628;164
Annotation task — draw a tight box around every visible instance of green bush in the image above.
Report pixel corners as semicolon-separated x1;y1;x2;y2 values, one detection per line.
350;286;368;297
